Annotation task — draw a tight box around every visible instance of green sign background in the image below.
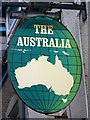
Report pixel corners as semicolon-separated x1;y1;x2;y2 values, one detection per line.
8;16;82;114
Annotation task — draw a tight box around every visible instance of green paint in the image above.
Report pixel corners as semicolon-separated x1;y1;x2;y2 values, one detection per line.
8;16;82;114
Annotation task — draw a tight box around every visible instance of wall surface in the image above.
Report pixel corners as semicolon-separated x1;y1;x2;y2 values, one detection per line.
61;7;88;118
88;2;90;119
2;77;15;118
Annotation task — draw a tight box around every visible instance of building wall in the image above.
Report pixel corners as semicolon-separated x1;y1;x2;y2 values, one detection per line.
0;12;7;119
2;77;15;118
88;2;90;119
61;3;88;118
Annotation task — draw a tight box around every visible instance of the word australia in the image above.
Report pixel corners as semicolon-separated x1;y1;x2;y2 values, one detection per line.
17;24;71;48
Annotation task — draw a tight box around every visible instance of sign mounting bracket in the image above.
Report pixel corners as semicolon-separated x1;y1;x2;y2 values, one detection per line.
1;2;87;22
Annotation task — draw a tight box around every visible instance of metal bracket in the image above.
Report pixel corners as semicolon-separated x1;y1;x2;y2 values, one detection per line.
2;2;86;10
80;2;87;22
1;2;87;21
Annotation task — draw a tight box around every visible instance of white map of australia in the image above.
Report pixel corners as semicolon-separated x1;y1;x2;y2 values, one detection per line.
15;55;74;102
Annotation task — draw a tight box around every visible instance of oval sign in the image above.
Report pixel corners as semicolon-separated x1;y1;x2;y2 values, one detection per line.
8;16;82;114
